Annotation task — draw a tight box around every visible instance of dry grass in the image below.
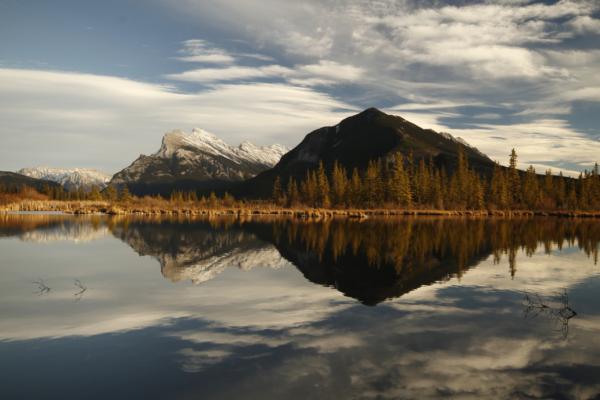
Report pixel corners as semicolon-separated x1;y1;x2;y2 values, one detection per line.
2;196;599;219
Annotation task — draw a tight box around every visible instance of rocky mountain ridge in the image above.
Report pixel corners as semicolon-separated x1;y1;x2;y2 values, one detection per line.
16;167;113;191
109;128;289;196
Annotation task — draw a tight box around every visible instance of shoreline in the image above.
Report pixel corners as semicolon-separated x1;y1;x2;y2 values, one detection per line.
1;201;599;218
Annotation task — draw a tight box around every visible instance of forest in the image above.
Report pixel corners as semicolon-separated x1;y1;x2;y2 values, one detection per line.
1;147;599;212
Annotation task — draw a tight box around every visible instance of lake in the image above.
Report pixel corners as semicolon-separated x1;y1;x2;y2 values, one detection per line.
1;213;599;399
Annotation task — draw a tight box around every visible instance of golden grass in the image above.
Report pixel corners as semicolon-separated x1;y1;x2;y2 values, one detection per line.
2;199;600;219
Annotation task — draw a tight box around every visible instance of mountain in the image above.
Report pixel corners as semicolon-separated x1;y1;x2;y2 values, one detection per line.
0;171;62;191
109;128;290;196
111;218;288;284
201;107;495;199
16;167;113;191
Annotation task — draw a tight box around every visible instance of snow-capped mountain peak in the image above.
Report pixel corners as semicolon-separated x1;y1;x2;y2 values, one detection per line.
109;127;290;195
16;166;113;191
439;132;488;158
155;128;290;167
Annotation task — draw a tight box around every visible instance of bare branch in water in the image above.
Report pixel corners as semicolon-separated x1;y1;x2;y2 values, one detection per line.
74;279;87;302
522;288;577;339
31;278;51;295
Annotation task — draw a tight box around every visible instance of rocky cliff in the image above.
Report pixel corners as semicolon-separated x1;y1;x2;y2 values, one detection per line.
109;128;289;196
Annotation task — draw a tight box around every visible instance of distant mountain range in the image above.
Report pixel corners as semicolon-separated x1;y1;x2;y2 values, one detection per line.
16;167;113;191
108;128;290;196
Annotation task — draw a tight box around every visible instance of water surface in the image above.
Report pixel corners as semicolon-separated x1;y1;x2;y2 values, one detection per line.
1;214;599;399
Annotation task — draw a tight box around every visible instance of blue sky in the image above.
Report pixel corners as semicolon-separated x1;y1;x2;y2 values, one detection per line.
1;0;599;176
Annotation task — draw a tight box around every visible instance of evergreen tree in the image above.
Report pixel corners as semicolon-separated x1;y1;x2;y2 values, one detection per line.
331;160;347;206
208;191;218;208
391;152;412;206
507;148;522;206
119;184;133;205
349;168;363;207
316;161;331;207
89;185;103;201
272;176;283;204
473;176;486;210
522;165;539;209
554;171;566;207
104;184;118;201
286;176;299;206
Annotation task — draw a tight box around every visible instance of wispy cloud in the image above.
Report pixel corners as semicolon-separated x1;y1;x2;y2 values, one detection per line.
175;39;236;63
0;68;357;173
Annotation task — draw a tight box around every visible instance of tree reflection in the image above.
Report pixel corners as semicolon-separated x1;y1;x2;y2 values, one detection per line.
73;279;87;302
31;278;51;295
522;289;578;339
5;214;600;306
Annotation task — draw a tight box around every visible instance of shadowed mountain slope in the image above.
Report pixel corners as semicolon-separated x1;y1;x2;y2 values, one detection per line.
0;171;62;191
201;108;495;199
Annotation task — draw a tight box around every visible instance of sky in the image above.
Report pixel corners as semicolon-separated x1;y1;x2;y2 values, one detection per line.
0;0;599;176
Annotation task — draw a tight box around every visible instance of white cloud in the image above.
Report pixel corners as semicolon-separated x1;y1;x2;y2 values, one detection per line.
165;64;294;82
0;68;357;173
297;60;364;82
473;113;503;119
567;15;600;34
175;39;236;63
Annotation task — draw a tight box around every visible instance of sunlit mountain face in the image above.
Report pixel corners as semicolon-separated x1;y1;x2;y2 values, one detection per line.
1;213;599;399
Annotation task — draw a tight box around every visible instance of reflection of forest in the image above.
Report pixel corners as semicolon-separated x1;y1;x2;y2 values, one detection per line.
2;214;599;305
243;217;599;305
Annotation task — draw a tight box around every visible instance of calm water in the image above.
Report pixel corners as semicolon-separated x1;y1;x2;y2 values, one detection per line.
1;214;599;400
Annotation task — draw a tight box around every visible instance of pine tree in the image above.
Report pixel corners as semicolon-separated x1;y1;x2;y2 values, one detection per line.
286;176;299;206
208;191;218;208
104;184;117;201
554;171;566;207
315;161;331;207
508;148;522;206
522;165;539;209
392;152;412;206
331;160;347;206
272;176;283;205
473;176;486;210
119;184;133;205
364;159;383;206
89;185;103;201
349;168;363;207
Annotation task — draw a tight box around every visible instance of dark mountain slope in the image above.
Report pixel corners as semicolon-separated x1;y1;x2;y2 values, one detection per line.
0;171;62;191
200;108;495;199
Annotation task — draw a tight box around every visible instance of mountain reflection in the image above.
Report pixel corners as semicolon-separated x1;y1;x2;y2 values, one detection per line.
111;217;288;284
4;213;599;306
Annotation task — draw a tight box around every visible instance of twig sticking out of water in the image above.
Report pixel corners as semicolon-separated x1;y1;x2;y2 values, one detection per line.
31;278;51;295
522;288;577;339
74;279;87;302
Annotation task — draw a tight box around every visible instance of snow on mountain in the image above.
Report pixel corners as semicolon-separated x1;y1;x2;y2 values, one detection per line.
156;128;289;167
109;128;290;195
19;221;112;244
16;166;113;191
160;243;289;285
438;131;488;158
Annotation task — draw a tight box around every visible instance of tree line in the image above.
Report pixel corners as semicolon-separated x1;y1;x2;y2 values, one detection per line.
272;148;600;211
